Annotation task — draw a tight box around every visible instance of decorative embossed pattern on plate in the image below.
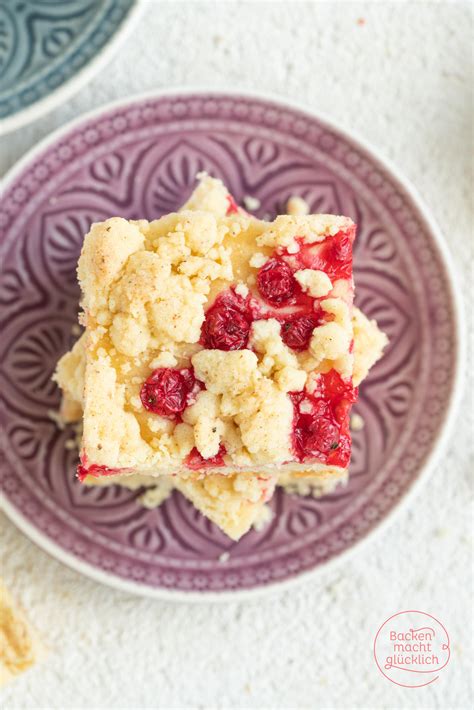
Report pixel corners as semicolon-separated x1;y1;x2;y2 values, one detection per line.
0;0;136;120
0;94;458;595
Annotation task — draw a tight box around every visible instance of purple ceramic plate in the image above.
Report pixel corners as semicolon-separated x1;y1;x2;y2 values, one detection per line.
0;91;462;600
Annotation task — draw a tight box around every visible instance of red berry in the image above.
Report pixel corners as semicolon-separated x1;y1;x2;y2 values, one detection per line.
201;291;252;350
186;444;226;470
332;233;352;262
257;258;296;307
294;414;339;459
77;463;123;482
226;194;239;215
320;370;358;402
294;230;353;281
288;391;305;407
140;368;196;418
202;305;251;350
334;398;352;424
305;418;340;455
291;364;357;464
327;432;351;467
281;314;318;351
328;233;352;279
311;399;332;418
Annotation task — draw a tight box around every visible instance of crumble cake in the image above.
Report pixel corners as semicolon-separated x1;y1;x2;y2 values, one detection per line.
57;174;385;539
73;176;357;481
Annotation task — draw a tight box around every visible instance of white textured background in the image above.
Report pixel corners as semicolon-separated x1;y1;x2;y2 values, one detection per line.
1;2;473;708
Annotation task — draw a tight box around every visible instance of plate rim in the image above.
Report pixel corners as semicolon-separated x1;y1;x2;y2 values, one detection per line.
0;88;465;602
0;0;145;136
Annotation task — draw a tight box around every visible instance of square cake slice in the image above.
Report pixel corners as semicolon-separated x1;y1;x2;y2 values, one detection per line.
74;177;357;480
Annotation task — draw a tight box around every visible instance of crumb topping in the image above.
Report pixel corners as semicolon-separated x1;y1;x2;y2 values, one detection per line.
70;175;357;475
191;348;294;463
294;269;333;298
256;214;352;251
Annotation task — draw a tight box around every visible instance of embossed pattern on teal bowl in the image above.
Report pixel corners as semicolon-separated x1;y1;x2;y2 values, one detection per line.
0;0;137;125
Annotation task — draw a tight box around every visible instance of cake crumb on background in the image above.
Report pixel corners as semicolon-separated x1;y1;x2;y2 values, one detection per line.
243;195;261;211
286;196;310;216
47;409;65;430
350;413;365;431
0;581;45;687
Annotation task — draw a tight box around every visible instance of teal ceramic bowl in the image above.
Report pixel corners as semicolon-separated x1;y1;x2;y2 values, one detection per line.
0;0;142;133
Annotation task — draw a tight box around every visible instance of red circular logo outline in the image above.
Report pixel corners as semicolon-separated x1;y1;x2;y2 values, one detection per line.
373;610;451;688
